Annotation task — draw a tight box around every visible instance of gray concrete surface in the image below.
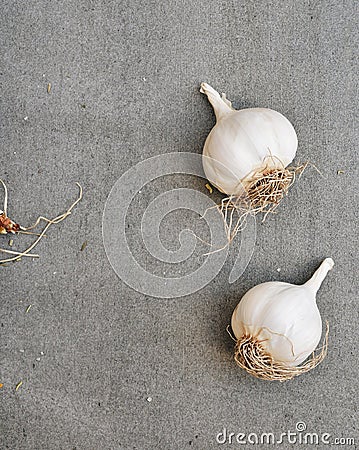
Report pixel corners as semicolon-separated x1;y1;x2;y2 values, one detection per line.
0;0;358;449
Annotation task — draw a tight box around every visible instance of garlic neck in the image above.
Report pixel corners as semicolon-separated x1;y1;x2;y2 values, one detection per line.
304;258;334;295
200;83;233;121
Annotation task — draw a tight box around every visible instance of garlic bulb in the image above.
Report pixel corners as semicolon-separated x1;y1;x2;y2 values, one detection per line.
231;258;334;381
201;83;302;215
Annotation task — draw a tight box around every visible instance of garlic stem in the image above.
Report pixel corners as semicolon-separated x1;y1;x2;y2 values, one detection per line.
304;258;334;295
200;83;233;121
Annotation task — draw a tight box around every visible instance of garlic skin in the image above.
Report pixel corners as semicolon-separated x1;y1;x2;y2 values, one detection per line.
232;258;334;368
201;83;298;195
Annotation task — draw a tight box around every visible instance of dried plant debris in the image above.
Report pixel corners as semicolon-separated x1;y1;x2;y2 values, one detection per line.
0;214;20;235
0;179;82;265
205;183;213;194
213;162;308;245
233;323;329;381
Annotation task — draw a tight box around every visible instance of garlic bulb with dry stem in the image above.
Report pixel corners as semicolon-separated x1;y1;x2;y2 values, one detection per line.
231;258;334;381
201;83;305;220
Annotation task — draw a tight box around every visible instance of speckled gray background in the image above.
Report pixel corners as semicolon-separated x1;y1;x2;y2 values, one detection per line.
0;0;358;449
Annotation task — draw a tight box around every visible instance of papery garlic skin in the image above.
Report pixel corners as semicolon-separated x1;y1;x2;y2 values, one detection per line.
201;83;298;195
231;258;334;367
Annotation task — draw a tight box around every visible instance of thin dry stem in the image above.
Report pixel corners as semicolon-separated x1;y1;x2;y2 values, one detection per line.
23;183;82;230
18;230;47;237
0;183;82;264
0;178;8;216
0;178;21;234
0;248;39;258
233;321;329;381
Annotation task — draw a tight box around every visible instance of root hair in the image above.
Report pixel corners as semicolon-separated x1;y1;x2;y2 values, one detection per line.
218;163;308;243
233;321;329;381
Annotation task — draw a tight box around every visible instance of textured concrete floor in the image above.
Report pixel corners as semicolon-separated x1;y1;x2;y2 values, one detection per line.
0;0;358;449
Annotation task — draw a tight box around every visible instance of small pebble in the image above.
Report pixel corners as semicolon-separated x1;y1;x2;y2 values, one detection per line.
19;349;25;353
277;268;281;273
53;272;57;275
24;117;28;121
36;357;41;361
146;397;152;402
40;351;44;356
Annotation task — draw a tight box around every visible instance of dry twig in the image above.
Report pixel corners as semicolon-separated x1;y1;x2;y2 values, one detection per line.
0;181;82;264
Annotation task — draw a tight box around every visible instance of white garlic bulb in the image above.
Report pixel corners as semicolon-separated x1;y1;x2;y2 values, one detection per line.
231;258;334;381
201;83;298;195
201;83;299;213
